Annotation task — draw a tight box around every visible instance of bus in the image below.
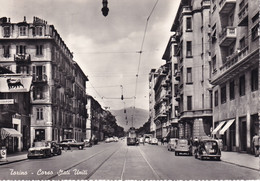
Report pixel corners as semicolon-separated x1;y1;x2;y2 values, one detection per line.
127;127;137;146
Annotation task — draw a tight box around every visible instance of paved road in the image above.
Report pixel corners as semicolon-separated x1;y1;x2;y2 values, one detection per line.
0;140;259;180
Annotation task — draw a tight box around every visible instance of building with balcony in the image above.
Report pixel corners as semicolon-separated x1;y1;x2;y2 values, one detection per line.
210;0;259;153
162;36;179;139
170;0;213;139
0;16;88;148
148;69;157;137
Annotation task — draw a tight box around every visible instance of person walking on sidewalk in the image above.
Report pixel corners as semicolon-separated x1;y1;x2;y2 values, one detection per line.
252;133;259;157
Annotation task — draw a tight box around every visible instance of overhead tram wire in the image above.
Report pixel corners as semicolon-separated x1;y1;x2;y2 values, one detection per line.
132;0;159;127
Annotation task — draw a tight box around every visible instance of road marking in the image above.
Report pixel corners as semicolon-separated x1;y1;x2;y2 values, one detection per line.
120;147;128;180
138;146;161;180
46;148;109;180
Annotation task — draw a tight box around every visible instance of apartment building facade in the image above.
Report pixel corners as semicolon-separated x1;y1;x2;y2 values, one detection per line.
171;0;213;139
210;0;259;153
0;16;88;148
148;69;157;138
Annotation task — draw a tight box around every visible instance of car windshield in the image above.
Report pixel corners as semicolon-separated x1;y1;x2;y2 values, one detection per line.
178;140;188;144
34;142;47;147
169;139;177;144
204;141;217;149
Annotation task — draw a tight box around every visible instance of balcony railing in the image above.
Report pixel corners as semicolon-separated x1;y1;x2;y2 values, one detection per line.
14;54;31;63
33;74;47;83
219;0;236;14
238;1;248;26
219;46;249;72
175;71;180;81
219;27;236;46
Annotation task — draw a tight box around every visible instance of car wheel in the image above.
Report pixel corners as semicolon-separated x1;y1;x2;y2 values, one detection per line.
57;150;62;155
27;156;32;159
195;154;198;159
79;146;83;150
175;152;178;156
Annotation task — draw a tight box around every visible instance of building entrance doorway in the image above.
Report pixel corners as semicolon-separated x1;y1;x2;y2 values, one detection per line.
239;117;247;152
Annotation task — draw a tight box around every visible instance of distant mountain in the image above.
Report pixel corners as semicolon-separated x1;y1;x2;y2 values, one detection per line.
111;107;149;131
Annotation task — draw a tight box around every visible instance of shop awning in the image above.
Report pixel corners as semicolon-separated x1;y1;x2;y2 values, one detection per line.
219;119;235;135
1;128;22;139
212;121;226;135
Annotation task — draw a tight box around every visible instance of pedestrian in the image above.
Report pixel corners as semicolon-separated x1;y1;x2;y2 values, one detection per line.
252;133;259;157
161;138;164;145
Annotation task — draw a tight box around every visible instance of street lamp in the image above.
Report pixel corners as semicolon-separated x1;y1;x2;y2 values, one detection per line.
101;0;109;17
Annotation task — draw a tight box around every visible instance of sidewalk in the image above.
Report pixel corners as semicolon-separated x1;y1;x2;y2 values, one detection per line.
159;143;259;171
1;147;259;171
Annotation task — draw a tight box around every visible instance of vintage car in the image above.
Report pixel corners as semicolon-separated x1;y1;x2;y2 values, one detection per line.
27;141;53;159
150;138;159;145
47;141;62;155
84;139;92;147
175;139;193;156
167;138;178;151
194;139;221;160
59;139;84;150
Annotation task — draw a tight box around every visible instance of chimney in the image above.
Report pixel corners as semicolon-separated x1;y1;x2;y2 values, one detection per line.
24;16;26;22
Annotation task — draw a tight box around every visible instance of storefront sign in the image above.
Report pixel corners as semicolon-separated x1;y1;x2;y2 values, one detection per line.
0;75;32;92
0;99;14;104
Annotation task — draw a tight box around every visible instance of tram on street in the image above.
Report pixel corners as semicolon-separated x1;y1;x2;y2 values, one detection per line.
127;127;137;146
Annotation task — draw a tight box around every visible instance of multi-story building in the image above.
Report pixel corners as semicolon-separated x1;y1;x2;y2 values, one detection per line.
0;16;88;149
148;69;157;137
153;65;169;139
210;0;259;153
162;36;179;138
171;0;213;139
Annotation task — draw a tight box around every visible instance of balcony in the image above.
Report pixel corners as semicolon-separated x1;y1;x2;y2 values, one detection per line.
219;27;236;46
14;54;31;64
175;94;181;102
33;74;47;83
238;1;248;26
219;0;236;14
174;71;180;81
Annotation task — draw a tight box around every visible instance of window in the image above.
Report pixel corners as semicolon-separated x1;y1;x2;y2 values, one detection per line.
33;86;44;100
19;26;26;36
17;65;29;74
239;75;246;96
212;55;217;72
32;65;46;82
36;108;43;120
251;24;259;41
36;45;43;55
187;96;192;110
214;90;218;107
186;17;192;31
221;85;227;104
3;45;10;58
16;45;26;55
3;26;10;37
35;26;42;36
186;41;192;57
230;80;235;100
186;68;192;83
251;68;258;91
239;37;246;49
35;129;45;141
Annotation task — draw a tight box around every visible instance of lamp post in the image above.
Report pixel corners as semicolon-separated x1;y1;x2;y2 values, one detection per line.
101;0;109;17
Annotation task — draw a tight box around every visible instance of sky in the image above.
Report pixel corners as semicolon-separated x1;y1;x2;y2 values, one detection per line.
0;0;180;111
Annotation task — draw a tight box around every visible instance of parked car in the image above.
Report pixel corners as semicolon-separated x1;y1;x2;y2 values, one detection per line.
105;137;111;143
194;139;221;160
145;138;150;143
59;139;84;150
150;138;158;145
27;141;52;159
175;139;193;156
138;137;144;144
47;141;62;156
83;139;92;147
113;136;119;142
167;138;178;151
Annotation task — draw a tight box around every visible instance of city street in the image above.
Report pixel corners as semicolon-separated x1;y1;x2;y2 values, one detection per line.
0;140;258;180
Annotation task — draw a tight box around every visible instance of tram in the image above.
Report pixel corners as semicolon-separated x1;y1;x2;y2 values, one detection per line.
127;127;137;146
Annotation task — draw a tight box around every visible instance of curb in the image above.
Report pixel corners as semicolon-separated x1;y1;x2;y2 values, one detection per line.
0;158;28;166
221;160;259;172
